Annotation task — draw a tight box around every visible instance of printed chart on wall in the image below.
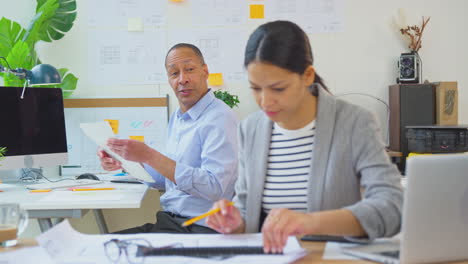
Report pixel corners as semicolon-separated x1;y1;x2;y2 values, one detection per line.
61;97;168;176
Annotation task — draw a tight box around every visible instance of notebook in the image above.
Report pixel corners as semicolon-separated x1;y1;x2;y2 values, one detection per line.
80;122;155;183
343;153;468;264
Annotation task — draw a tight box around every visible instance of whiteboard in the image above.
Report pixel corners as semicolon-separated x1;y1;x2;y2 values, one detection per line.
61;97;168;175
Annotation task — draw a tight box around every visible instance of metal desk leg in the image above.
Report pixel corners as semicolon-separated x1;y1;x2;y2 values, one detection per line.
94;209;109;234
38;218;53;232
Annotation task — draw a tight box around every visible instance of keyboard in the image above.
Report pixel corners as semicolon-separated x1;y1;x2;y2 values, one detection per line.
26;179;102;190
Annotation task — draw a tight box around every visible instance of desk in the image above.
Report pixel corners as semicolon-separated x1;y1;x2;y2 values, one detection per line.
0;181;148;233
3;239;468;263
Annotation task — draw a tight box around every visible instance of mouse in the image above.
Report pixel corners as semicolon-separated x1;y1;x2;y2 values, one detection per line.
76;173;100;181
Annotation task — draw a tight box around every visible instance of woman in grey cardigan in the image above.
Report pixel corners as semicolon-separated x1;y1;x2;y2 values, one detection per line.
206;20;403;253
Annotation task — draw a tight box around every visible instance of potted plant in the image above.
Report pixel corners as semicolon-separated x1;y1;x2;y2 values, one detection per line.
214;90;240;108
0;0;78;97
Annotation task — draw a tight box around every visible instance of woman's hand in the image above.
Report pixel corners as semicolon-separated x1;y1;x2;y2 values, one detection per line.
206;200;244;234
262;208;313;253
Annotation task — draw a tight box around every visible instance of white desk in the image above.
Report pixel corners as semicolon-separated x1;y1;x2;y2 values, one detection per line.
0;180;148;233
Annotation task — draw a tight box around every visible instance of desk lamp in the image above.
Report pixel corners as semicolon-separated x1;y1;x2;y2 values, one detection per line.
0;56;61;99
0;56;61;85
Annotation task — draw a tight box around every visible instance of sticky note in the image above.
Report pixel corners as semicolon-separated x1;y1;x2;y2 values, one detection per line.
169;0;184;2
250;5;264;19
128;17;144;32
129;136;145;142
208;73;224;86
105;119;119;134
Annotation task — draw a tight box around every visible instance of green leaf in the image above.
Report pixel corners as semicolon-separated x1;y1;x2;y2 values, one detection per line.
6;41;34;70
58;68;78;98
39;68;78;98
214;90;240;108
0;17;26;57
0;146;6;165
2;41;34;87
23;0;77;47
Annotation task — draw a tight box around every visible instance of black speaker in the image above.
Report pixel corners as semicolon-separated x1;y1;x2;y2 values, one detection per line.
389;84;435;171
397;52;421;84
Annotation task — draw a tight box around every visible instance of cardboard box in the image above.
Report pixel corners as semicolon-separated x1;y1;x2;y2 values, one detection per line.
434;82;458;125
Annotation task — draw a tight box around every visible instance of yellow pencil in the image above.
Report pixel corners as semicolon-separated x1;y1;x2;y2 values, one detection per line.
30;189;52;193
72;188;115;191
182;201;235;227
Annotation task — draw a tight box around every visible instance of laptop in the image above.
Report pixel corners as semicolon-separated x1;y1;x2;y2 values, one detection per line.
343;153;468;264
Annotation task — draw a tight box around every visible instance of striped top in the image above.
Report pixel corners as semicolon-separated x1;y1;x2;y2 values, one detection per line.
261;120;316;214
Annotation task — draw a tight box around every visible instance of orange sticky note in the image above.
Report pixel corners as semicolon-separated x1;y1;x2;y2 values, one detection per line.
105;119;119;134
208;73;223;86
129;136;145;142
250;5;264;19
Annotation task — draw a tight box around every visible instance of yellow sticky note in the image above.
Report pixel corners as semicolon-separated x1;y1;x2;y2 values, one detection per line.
129;136;145;142
105;119;119;135
128;17;144;32
250;5;264;19
169;0;184;2
208;73;224;86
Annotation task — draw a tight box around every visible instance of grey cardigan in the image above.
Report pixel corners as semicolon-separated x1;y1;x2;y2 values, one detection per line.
233;86;403;240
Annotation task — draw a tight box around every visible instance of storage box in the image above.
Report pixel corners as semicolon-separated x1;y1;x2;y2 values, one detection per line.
434;82;458;125
406;125;468;153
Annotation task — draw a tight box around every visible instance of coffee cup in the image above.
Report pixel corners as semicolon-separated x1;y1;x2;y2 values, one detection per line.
0;203;28;247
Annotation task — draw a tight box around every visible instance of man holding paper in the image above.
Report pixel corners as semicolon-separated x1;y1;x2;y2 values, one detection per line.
98;43;238;234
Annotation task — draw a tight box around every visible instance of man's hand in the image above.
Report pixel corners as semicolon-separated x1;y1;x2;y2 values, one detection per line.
97;150;122;171
106;138;154;164
206;200;244;234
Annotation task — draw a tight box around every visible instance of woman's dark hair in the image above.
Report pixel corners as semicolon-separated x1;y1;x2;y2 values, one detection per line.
244;20;329;95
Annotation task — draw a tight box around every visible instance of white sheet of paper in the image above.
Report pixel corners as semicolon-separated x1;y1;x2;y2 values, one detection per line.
0;246;54;264
88;30;167;85
264;0;343;33
80;122;155;182
37;220;306;264
88;0;166;28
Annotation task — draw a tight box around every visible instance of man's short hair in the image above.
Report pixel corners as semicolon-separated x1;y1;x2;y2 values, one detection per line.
165;43;206;66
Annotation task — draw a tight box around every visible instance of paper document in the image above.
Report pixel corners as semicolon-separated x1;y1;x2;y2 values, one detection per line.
80;122;155;183
36;220;306;263
0;246;54;264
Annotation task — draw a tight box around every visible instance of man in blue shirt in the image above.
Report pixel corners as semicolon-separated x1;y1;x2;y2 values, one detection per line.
98;43;238;233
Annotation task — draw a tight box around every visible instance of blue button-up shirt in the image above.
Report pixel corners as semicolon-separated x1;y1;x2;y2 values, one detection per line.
144;90;238;224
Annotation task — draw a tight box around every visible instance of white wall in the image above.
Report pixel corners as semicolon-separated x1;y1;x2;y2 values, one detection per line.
3;0;467;127
2;0;467;236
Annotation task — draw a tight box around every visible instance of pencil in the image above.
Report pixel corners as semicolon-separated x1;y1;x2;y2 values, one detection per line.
72;187;115;191
182;201;234;227
30;189;52;193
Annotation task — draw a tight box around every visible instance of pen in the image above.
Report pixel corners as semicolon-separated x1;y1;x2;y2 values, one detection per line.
181;201;235;227
72;187;115;191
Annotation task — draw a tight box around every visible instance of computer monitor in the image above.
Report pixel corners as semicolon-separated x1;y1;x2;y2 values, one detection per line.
0;87;68;170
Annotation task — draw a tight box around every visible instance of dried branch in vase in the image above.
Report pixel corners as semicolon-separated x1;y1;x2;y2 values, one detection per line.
400;16;430;52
